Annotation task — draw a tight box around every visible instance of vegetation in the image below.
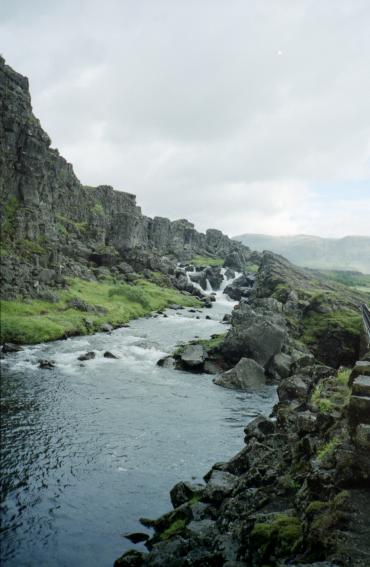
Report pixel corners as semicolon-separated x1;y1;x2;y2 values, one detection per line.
56;214;87;233
160;519;187;541
0;196;19;239
0;278;201;344
251;513;302;558
190;255;224;267
302;310;362;345
92;202;104;216
313;269;370;291
245;262;260;273
317;436;342;461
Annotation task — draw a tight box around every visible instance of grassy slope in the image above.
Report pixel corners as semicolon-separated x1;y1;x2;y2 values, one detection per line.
0;278;201;345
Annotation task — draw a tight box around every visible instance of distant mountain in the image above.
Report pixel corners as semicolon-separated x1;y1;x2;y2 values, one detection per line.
233;234;370;274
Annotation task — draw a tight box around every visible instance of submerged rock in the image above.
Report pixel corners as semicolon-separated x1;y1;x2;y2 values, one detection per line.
78;351;96;361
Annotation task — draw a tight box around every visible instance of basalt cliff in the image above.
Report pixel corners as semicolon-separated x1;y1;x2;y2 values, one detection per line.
0;56;253;301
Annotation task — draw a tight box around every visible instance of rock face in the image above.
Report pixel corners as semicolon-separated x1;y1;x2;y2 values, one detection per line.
213;357;266;390
0;57;253;298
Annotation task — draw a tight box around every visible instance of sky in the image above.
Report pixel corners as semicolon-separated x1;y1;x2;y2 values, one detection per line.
1;0;370;238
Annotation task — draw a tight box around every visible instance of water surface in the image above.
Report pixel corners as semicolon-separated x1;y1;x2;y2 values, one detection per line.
0;293;276;566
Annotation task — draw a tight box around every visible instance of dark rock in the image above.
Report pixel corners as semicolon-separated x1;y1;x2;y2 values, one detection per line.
170;481;204;508
78;351;96;361
2;343;23;353
277;374;308;402
100;323;113;332
123;532;149;544
157;356;176;368
104;351;120;359
244;415;276;442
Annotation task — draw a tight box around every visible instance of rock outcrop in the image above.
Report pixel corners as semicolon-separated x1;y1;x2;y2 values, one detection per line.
0;57;253;299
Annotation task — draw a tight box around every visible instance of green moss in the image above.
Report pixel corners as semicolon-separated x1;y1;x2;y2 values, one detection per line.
251;514;302;557
317;436;341;461
0;279;201;345
302;309;362;345
190;255;224;267
305;500;328;517
160;519;187;540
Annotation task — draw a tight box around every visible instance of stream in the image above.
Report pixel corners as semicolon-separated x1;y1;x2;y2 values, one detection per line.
0;272;277;566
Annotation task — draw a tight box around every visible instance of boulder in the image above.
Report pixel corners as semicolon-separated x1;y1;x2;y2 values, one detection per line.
268;352;292;380
100;323;113;333
170;481;204;508
277;374;308;402
104;351;120;359
203;470;238;503
180;344;206;368
214;357;266;390
244;415;276;442
222;305;287;367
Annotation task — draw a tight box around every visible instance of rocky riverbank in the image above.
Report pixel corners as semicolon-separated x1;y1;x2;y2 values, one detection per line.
115;258;370;567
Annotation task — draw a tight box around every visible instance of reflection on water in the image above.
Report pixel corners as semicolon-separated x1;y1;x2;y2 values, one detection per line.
0;300;277;567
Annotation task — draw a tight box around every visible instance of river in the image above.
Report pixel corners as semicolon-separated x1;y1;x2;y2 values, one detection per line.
0;277;277;566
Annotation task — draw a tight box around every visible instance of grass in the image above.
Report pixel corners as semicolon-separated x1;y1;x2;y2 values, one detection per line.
0;278;201;345
310;369;351;415
302;309;362;345
313;269;370;289
190;255;224;267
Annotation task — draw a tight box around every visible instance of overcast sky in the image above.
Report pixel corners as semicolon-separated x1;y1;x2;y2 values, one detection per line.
2;0;370;237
